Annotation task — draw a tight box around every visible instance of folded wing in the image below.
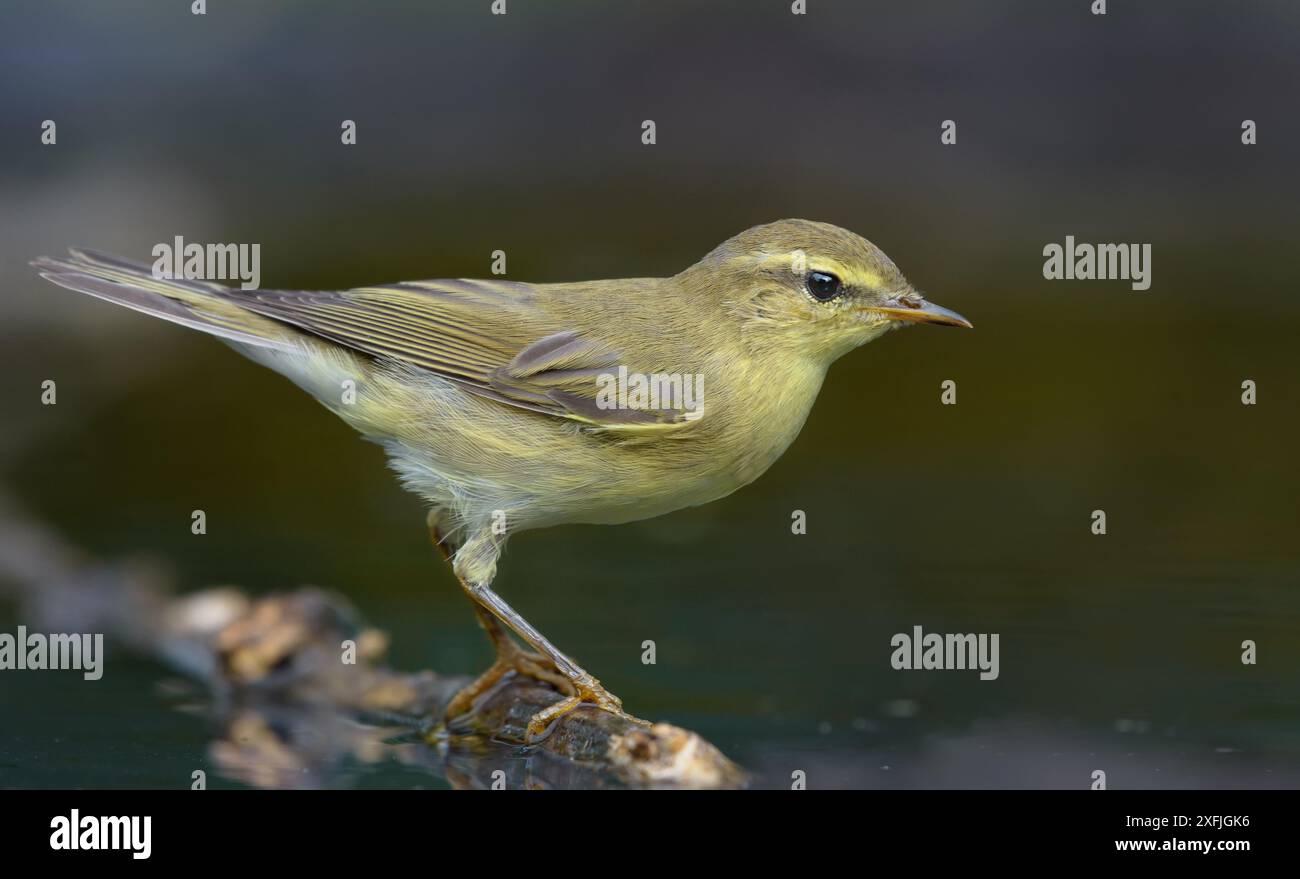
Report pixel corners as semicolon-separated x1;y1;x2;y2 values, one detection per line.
240;282;694;431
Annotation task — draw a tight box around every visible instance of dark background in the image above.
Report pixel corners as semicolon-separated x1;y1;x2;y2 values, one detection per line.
0;0;1297;788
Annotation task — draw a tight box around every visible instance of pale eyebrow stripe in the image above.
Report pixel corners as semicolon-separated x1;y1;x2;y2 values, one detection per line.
842;268;883;289
743;251;885;290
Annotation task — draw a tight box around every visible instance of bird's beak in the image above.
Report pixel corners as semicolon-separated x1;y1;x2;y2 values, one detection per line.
865;294;973;329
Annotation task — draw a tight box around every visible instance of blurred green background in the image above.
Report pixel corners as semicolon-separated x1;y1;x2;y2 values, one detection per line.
1;0;1297;788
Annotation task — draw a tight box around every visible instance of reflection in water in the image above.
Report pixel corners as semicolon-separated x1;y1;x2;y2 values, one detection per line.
201;705;673;791
182;689;1300;790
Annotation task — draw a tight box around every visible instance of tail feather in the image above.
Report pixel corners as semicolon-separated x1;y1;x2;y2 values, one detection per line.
32;249;296;351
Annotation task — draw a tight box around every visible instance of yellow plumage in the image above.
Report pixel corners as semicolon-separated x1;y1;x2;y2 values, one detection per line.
34;218;970;736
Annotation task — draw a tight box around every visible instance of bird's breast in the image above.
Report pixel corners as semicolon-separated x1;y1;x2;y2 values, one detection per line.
711;353;827;483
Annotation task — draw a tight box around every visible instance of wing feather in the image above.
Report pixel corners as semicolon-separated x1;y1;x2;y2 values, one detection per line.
35;247;695;432
238;282;692;431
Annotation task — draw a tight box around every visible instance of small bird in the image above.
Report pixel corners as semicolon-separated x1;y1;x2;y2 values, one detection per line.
34;219;970;738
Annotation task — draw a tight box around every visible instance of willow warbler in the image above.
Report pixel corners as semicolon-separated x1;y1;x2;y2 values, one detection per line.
34;219;971;738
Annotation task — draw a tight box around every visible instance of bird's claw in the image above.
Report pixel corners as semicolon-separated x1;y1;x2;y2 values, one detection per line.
443;646;571;723
524;675;636;743
443;649;640;744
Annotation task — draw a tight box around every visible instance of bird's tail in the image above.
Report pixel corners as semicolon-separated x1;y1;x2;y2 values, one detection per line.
32;248;298;351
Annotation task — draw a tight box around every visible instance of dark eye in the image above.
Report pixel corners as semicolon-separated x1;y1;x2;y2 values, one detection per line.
806;271;842;301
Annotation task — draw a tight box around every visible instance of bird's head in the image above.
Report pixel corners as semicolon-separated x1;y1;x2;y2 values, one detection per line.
679;219;971;363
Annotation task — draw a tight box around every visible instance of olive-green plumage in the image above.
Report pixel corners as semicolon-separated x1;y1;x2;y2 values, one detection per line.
34;219;970;735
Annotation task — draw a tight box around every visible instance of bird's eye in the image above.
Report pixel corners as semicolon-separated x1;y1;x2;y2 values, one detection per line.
806;270;842;301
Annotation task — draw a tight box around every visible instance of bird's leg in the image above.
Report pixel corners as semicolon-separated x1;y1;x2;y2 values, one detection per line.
445;526;644;740
429;514;572;722
464;578;643;740
440;605;574;720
